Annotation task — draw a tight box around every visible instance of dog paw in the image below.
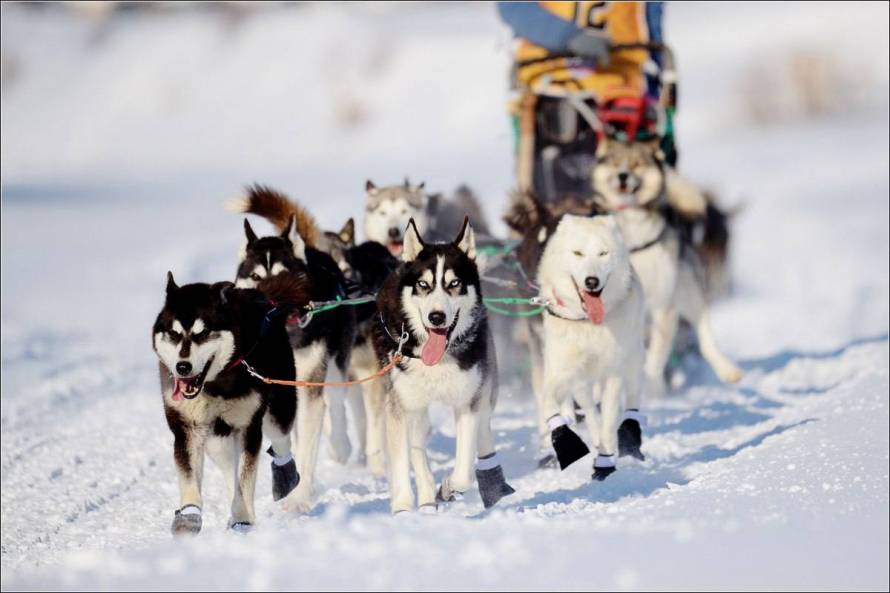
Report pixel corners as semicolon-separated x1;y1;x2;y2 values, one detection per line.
550;425;590;470
718;364;743;384
435;478;464;504
475;465;516;509
418;503;438;515
170;505;202;536
592;465;617;481
270;459;300;502
617;419;645;461
281;486;313;514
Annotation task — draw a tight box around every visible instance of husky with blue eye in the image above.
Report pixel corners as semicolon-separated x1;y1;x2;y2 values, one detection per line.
152;273;306;534
372;217;515;513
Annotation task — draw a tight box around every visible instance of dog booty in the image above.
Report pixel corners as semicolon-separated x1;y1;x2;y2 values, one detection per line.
171;505;202;535
475;454;516;509
550;425;590;470
268;447;300;501
617;415;645;461
592;454;617;482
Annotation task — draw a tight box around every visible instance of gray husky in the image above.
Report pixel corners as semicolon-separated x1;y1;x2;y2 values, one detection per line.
591;137;743;397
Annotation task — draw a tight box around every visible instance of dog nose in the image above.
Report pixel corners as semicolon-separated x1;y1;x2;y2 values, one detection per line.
617;172;629;186
176;361;193;376
585;276;601;291
388;227;402;240
427;311;446;327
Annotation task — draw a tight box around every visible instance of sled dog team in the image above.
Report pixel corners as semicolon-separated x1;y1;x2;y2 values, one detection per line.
153;139;742;534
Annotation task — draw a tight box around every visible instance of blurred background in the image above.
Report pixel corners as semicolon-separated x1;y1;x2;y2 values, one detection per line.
2;1;888;355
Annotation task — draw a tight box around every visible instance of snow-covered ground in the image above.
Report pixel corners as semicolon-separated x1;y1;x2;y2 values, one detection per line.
2;2;888;590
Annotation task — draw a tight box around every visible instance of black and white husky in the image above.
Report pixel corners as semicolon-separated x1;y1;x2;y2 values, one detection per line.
229;187;400;477
372;218;515;513
233;213;357;513
153;273;304;534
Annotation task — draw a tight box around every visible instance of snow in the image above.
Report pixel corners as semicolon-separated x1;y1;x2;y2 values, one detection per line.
2;2;888;590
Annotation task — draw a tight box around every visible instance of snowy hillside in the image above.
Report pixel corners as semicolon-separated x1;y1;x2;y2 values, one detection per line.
2;2;888;590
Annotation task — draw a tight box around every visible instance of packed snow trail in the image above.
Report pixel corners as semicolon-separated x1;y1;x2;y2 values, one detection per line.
2;3;888;590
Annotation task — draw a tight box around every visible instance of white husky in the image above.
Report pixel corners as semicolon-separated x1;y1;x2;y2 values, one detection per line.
536;214;647;478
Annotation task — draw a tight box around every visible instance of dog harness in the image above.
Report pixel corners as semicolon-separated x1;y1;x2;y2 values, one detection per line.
627;221;668;253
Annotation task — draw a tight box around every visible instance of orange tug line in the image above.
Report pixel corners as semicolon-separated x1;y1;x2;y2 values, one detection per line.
240;354;403;389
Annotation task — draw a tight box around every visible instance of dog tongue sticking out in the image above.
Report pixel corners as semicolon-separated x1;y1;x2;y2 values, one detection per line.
421;328;449;366
387;242;402;256
581;291;605;325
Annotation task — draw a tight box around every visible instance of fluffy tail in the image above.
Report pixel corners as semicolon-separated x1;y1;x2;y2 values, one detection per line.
257;272;312;311
453;184;491;235
503;190;546;234
665;169;707;219
226;184;320;247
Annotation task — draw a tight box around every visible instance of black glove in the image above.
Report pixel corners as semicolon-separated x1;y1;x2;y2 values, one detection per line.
567;29;611;67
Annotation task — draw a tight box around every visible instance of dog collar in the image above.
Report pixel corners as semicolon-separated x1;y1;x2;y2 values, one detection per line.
378;312;419;360
227;305;291;373
545;289;587;322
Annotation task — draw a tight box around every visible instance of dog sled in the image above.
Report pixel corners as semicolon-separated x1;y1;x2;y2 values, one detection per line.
510;41;678;201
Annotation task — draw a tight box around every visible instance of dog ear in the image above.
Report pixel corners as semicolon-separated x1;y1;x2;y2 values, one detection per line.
454;216;476;260
339;218;355;246
416;181;426;191
365;180;378;195
402;218;424;262
282;215;306;262
403;176;411;188
244;218;258;243
240;219;258;261
166;271;178;294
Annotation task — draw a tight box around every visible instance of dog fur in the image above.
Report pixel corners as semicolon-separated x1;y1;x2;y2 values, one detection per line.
591;137;743;396
153;273;305;532
233;210;357;513
372;218;513;512
536;214;647;476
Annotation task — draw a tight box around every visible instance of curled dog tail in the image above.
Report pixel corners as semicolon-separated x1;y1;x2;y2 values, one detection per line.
257;272;312;311
503;190;547;235
226;184;320;247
